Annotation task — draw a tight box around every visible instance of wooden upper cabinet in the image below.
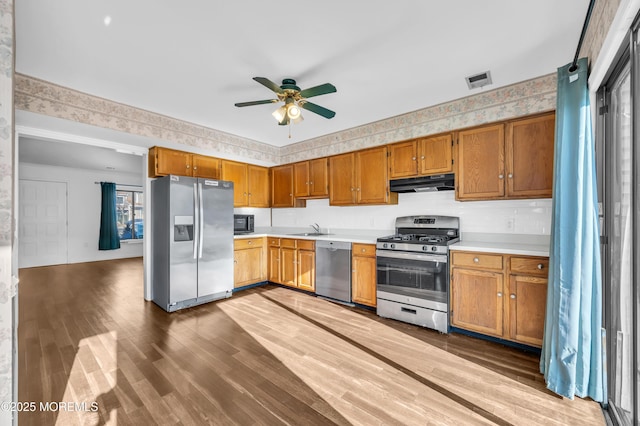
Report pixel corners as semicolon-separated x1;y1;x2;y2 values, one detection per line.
329;153;356;206
388;134;453;179
356;146;393;204
149;147;223;179
420;134;453;175
271;164;295;208
330;147;397;206
293;158;329;199
506;112;555;198
309;158;329;197
456;112;555;201
293;161;310;198
456;124;505;200
149;146;192;177
247;165;270;207
192;154;221;179
221;160;248;207
221;161;269;207
388;141;418;178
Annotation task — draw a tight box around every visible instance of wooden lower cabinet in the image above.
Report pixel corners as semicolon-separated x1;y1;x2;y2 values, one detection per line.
233;237;267;288
450;268;504;337
297;249;316;292
268;238;315;291
351;243;376;307
450;250;548;347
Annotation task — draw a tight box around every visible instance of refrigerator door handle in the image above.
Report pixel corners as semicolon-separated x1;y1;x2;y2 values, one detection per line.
198;182;204;259
193;183;199;259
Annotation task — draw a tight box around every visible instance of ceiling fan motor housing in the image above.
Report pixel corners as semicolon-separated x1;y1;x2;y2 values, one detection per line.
280;79;300;91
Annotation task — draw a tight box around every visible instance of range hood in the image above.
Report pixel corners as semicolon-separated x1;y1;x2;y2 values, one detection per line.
389;173;455;193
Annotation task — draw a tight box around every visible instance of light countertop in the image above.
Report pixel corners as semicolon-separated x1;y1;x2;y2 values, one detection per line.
234;227;390;245
449;241;549;257
450;232;550;257
235;229;551;256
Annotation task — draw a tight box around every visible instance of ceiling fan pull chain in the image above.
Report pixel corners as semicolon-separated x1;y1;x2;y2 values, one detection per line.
288;121;292;139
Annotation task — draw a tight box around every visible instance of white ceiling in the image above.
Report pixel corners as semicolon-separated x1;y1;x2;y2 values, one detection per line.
15;1;588;148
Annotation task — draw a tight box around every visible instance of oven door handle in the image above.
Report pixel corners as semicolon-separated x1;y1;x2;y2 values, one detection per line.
376;249;447;263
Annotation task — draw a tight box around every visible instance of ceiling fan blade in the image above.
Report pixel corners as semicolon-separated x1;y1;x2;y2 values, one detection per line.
253;77;284;94
299;83;337;99
234;99;279;107
300;101;336;119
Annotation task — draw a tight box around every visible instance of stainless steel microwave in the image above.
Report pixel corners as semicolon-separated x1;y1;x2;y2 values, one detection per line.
233;214;254;235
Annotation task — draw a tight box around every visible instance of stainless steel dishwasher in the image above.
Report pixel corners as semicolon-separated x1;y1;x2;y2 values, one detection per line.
316;240;352;303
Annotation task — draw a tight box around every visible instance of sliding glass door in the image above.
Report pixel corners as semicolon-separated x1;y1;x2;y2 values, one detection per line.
598;28;638;426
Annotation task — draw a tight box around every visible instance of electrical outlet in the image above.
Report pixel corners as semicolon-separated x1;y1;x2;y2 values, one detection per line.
506;219;514;230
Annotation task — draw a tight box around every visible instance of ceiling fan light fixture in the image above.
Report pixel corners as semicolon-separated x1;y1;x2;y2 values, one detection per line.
287;103;301;120
272;105;287;123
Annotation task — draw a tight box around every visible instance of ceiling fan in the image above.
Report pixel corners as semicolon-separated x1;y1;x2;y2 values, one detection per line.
235;77;336;126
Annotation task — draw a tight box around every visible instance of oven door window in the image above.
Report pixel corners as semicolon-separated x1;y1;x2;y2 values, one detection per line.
377;255;448;303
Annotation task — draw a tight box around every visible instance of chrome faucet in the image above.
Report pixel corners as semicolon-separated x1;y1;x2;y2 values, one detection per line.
310;223;321;233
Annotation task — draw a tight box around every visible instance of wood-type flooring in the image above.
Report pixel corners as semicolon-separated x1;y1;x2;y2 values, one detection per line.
18;258;605;425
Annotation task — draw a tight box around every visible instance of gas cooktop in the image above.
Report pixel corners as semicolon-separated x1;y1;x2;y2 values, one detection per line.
376;215;460;254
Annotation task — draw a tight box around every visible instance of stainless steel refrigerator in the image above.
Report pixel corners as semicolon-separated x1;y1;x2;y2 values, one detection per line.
151;175;234;312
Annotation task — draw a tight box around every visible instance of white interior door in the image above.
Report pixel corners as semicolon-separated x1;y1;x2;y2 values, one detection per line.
19;179;68;268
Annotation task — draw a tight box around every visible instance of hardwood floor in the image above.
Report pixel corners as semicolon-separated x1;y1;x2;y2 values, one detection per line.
18;258;604;425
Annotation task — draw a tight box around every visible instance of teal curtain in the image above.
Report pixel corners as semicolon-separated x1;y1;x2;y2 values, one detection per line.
540;57;603;402
99;182;121;250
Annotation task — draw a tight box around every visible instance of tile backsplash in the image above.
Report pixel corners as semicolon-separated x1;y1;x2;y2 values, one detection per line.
271;191;552;236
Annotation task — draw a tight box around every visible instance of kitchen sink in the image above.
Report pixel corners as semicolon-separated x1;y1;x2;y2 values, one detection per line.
287;232;334;236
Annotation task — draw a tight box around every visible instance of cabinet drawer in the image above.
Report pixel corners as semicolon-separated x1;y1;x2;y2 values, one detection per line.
510;257;549;276
268;238;281;247
234;238;264;250
297;239;315;251
281;238;297;248
451;252;503;270
353;243;376;257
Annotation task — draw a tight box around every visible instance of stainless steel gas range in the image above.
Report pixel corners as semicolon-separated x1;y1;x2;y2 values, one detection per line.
376;215;460;333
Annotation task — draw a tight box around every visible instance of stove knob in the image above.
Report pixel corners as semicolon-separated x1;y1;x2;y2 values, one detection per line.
431;246;438;252
422;245;428;251
382;243;388;249
390;244;396;249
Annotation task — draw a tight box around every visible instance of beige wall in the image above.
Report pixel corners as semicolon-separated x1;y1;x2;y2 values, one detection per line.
0;0;14;421
579;0;621;66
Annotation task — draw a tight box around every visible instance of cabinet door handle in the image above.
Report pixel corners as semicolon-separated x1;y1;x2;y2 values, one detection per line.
412;157;416;161
510;294;516;299
234;260;237;264
248;241;253;245
310;181;313;185
193;166;198;170
498;174;504;179
186;164;190;169
350;187;355;191
361;248;366;252
497;292;503;297
473;257;479;263
357;188;361;191
289;193;293;197
508;173;513;178
537;263;544;270
421;155;425;159
306;181;309;185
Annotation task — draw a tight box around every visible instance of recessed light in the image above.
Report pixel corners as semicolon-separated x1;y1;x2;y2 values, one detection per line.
104;16;112;26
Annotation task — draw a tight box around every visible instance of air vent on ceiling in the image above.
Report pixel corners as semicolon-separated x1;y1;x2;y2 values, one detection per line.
465;71;492;90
